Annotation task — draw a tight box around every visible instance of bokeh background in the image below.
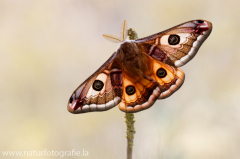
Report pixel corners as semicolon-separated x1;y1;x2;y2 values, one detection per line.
1;0;240;158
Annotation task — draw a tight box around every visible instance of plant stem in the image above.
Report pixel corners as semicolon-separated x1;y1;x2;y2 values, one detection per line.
125;28;138;159
125;113;135;159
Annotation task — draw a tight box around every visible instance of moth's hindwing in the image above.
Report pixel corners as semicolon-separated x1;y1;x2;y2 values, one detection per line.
147;55;185;99
118;71;161;113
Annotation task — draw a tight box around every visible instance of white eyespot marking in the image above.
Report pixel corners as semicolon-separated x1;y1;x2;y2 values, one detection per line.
160;33;190;49
86;73;108;98
88;74;108;98
86;86;93;98
178;37;188;44
160;35;169;45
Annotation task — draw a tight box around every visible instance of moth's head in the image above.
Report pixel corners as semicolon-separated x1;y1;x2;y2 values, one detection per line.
118;41;137;51
117;41;139;61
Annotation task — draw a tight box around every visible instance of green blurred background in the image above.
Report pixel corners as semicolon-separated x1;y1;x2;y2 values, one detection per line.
1;0;239;158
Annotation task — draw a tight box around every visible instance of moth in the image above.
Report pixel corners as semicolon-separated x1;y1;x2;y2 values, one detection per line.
68;20;212;114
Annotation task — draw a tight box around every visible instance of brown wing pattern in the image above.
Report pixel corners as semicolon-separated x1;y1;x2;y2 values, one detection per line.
68;52;122;114
136;20;212;67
